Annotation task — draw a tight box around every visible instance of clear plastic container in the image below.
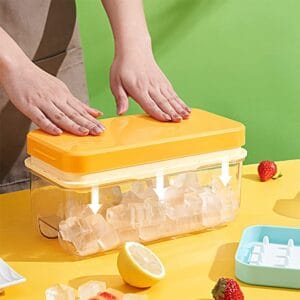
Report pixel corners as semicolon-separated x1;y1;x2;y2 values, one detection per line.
26;109;246;256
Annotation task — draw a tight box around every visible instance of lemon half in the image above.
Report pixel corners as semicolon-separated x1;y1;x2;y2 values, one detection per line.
117;242;166;288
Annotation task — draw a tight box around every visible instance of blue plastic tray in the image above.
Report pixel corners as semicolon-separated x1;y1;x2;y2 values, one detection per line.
235;225;300;289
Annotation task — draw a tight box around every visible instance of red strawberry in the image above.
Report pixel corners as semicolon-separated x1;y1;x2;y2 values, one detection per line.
258;160;282;182
212;278;244;300
97;292;117;300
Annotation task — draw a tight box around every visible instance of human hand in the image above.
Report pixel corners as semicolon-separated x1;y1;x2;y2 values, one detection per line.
110;51;191;122
0;59;104;136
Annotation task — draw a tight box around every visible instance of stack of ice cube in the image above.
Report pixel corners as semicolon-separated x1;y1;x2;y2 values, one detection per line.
58;172;238;255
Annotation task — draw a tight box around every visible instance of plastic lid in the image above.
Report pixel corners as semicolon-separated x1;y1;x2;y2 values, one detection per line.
27;109;245;174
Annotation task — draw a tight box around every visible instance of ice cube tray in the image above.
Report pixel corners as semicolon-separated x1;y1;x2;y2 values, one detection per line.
235;225;300;289
0;259;26;289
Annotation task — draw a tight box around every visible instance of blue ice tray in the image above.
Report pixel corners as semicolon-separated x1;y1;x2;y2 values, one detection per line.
235;225;300;289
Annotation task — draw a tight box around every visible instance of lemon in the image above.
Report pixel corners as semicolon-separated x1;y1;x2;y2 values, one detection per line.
117;242;166;288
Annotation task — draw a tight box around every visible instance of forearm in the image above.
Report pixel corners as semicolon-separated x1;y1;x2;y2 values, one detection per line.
0;27;30;82
101;0;152;57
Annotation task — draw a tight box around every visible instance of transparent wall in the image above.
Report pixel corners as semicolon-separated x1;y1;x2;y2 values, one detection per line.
31;160;243;256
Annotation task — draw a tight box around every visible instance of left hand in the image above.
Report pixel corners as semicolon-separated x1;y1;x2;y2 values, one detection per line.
110;51;191;122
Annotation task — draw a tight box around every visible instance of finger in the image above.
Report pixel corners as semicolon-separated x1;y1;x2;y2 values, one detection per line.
69;96;103;118
148;89;182;122
164;88;191;114
81;102;103;118
161;89;189;120
130;92;171;122
28;106;62;135
115;86;129;115
56;101;104;136
40;102;90;136
68;97;105;132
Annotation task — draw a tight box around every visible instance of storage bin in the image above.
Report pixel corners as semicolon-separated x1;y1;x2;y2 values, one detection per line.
25;109;246;256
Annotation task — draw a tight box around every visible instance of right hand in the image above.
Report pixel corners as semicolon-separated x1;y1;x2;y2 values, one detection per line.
0;59;104;136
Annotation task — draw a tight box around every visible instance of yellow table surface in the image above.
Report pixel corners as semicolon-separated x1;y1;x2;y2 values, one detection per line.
1;160;300;299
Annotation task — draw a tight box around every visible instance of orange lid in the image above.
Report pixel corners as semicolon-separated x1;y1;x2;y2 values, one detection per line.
27;109;245;174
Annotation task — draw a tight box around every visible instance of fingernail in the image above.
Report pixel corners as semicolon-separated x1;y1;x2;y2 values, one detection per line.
166;115;172;121
99;123;106;130
91;126;102;135
54;128;63;135
172;114;182;121
182;111;189;118
187;107;192;113
79;126;89;134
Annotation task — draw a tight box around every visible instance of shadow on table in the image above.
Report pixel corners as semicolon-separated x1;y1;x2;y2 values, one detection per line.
242;174;260;182
209;242;238;281
209;243;300;294
273;192;300;219
69;275;144;294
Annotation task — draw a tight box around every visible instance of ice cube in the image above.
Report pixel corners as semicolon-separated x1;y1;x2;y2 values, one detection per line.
123;294;148;300
132;181;148;195
138;202;166;241
59;217;90;242
184;191;202;215
85;214;120;251
122;191;142;204
59;217;101;256
78;281;106;300
64;200;94;219
45;284;75;300
72;231;100;256
106;204;135;229
129;203;146;227
163;186;184;206
117;228;139;243
200;189;221;227
101;186;122;207
172;172;200;191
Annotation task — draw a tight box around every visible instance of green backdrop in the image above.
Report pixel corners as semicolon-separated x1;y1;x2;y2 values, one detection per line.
76;0;300;164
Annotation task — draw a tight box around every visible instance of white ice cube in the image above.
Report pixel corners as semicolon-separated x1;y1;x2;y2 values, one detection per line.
106;204;135;229
85;214;120;251
45;284;75;300
172;172;200;191
200;189;221;227
101;186;122;206
78;281;106;300
59;217;90;242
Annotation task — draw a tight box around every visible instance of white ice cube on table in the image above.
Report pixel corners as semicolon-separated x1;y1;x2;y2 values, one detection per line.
85;214;120;251
78;281;106;300
45;284;75;300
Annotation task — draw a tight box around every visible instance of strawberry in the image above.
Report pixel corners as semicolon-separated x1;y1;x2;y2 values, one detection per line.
96;292;117;300
212;278;244;300
258;160;282;182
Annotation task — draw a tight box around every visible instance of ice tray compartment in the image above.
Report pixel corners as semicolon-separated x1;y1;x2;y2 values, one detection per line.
235;225;300;289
